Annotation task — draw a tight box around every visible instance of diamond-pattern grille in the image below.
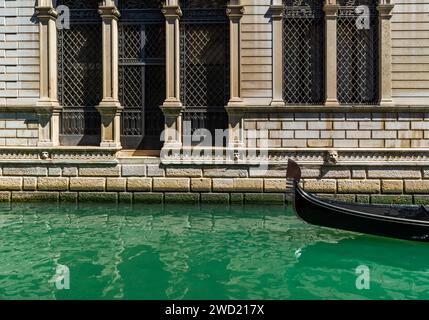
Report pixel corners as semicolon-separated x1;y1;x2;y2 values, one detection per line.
118;3;165;142
57;0;101;137
180;2;229;142
282;0;324;104
337;0;379;104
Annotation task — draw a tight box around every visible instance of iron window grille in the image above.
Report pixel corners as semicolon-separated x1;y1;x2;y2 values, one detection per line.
179;0;230;145
118;0;165;149
57;0;102;145
337;0;379;104
282;0;325;105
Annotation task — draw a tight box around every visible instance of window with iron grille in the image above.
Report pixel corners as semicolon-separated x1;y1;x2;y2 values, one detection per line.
282;0;325;105
180;0;229;144
57;0;102;146
118;0;165;150
337;0;379;104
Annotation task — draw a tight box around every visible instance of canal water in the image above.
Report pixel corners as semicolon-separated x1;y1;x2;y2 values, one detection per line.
0;203;428;300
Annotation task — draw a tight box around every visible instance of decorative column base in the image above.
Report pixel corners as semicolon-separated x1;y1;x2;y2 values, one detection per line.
225;106;244;149
325;99;340;107
96;100;123;148
161;103;184;150
36;99;61;147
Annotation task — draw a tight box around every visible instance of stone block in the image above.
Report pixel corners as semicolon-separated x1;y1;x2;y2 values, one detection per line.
0;177;22;191
371;195;413;205
127;178;152;192
12;192;59;202
381;180;403;194
213;179;234;192
244;193;285;205
166;168;203;177
164;193;200;204
191;178;212;192
134;193;164;204
122;165;147;177
79;166;120;177
38;177;68;191
304;179;336;193
264;179;288;192
79;192;118;203
337;180;380;194
404;180;429;194
70;178;105;191
201;193;230;204
106;178;127;192
153;178;190;192
234;179;263;192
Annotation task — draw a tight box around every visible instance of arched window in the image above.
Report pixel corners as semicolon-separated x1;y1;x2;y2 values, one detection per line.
57;0;102;146
118;0;165;150
337;0;379;104
282;0;324;104
180;0;229;142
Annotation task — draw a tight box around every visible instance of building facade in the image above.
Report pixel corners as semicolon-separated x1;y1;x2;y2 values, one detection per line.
0;0;428;204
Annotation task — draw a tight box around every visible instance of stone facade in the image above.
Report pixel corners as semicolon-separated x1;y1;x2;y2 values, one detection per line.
0;0;428;204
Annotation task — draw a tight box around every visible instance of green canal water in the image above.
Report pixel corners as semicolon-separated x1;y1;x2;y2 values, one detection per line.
0;203;428;300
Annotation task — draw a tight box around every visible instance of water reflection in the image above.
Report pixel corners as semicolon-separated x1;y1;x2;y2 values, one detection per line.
0;203;427;299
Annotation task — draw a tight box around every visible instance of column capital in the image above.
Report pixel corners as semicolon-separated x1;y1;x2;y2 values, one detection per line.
226;5;245;19
323;4;339;17
35;6;58;20
270;4;284;19
162;5;182;19
160;104;184;116
98;6;121;20
377;4;394;19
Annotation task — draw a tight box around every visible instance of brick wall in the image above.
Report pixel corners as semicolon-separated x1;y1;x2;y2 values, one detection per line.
0;0;39;107
244;112;429;149
0;112;38;146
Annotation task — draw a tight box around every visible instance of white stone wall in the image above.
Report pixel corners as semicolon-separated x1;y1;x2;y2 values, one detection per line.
0;0;39;107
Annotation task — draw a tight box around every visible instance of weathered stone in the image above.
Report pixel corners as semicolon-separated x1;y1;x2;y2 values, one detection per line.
60;192;78;203
249;168;287;178
371;195;413;205
23;177;36;191
203;168;248;178
264;179;288;192
191;178;212;192
234;179;263;192
164;193;200;204
414;196;429;205
320;168;351;178
352;169;366;179
404;180;429;194
356;195;370;204
3;166;47;176
300;168;322;178
12;192;59;202
245;193;285;205
303;179;336;193
79;192;118;203
382;180;403;194
147;164;165;177
166;168;202;177
153;178;190;192
127;178;152;192
213;179;234;192
0;177;22;191
338;180;380;194
367;168;421;179
79;166;120;177
318;194;356;203
119;193;133;204
38;177;69;191
230;193;244;204
134;193;164;204
201;193;230;204
0;192;11;202
62;166;78;177
106;178;127;192
121;165;147;177
48;167;62;176
70;178;105;191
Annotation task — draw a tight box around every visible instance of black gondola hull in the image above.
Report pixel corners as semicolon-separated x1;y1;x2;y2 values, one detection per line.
294;186;429;242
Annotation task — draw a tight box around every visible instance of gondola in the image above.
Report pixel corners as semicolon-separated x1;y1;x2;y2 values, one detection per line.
286;159;429;242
